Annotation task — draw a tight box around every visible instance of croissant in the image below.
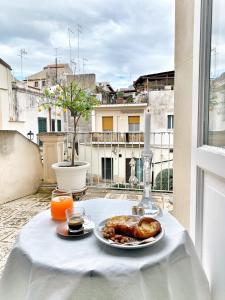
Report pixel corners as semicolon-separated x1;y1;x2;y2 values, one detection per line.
134;217;161;239
105;216;161;240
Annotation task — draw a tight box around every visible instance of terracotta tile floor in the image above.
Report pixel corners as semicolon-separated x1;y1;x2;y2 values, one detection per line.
0;189;173;276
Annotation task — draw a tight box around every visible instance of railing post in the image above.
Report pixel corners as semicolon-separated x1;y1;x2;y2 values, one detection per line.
37;132;65;184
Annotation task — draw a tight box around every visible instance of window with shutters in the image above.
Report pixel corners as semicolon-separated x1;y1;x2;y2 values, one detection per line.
38;117;47;146
38;117;47;133
128;116;140;132
102;116;113;131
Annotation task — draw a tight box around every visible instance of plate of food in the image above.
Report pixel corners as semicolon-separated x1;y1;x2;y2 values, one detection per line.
94;215;164;249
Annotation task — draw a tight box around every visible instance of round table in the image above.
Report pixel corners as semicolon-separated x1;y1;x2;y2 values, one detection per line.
0;199;210;300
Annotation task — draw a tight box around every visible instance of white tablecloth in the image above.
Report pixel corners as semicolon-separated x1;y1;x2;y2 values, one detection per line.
0;199;210;300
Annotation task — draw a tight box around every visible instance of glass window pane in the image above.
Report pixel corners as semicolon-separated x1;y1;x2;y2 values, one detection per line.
208;0;225;147
167;115;174;129
52;119;55;132
128;123;140;132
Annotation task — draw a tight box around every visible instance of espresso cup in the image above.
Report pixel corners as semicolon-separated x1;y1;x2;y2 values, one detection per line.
66;207;85;233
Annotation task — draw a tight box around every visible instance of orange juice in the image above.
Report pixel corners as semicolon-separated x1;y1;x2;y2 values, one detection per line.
51;196;73;221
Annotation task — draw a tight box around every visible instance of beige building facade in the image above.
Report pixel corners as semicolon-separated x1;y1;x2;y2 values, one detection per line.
92;103;146;132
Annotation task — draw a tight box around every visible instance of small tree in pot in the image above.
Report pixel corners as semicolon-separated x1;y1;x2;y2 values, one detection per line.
42;82;99;191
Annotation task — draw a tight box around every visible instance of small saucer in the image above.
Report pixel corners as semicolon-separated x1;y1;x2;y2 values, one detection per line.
56;218;95;239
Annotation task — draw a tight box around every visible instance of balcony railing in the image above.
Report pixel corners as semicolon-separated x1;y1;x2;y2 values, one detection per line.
92;132;144;143
64;131;173;193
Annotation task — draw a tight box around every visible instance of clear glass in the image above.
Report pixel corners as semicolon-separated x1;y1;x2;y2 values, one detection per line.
66;207;85;233
208;0;225;147
138;150;161;216
51;190;73;221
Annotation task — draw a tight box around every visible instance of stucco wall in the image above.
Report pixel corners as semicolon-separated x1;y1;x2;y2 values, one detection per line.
67;74;96;91
0;64;12;130
0;62;65;144
0;130;43;203
150;90;174;132
2;88;65;144
173;0;194;229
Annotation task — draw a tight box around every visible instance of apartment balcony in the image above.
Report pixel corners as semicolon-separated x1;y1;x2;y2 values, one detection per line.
90;131;173;147
62;131;173;194
91;132;144;143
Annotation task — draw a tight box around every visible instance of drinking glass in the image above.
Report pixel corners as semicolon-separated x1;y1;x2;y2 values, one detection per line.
51;190;73;221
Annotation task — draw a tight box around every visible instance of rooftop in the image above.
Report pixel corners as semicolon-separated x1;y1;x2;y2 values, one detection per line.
43;63;71;69
94;103;148;109
133;70;175;87
0;58;12;70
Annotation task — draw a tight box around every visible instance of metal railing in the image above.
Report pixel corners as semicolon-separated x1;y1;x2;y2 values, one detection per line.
64;131;173;193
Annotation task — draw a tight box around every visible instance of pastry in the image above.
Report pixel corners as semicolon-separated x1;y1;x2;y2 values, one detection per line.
103;215;161;242
134;217;161;239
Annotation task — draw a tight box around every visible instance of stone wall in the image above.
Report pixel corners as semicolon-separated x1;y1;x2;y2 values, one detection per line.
150;90;174;132
67;74;96;91
0;130;43;203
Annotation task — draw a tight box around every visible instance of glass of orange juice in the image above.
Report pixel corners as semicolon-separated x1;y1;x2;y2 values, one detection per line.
51;190;73;221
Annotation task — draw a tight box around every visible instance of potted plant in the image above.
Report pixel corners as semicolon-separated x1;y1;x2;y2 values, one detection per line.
42;82;99;192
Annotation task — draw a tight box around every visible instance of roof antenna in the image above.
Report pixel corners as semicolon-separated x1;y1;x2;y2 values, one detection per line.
18;49;27;80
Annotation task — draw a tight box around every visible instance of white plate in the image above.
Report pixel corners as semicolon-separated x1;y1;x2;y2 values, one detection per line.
94;217;164;249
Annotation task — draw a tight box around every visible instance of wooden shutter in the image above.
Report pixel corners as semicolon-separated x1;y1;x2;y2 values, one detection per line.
128;116;140;124
102;116;113;131
38;117;47;133
57;120;62;131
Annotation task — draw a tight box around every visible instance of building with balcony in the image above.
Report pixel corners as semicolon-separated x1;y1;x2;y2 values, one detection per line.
77;102;173;188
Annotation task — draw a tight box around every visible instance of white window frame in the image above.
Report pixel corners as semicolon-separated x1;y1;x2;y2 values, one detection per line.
191;0;225;258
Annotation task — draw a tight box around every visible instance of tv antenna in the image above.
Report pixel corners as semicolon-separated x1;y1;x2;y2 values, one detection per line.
55;48;58;84
18;49;27;80
82;57;88;74
70;60;76;75
77;24;82;74
68;27;74;69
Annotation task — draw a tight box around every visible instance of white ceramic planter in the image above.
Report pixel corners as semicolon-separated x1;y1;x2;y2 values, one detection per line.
52;161;90;192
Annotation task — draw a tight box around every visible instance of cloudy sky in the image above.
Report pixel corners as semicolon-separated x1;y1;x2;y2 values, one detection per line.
0;0;174;89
